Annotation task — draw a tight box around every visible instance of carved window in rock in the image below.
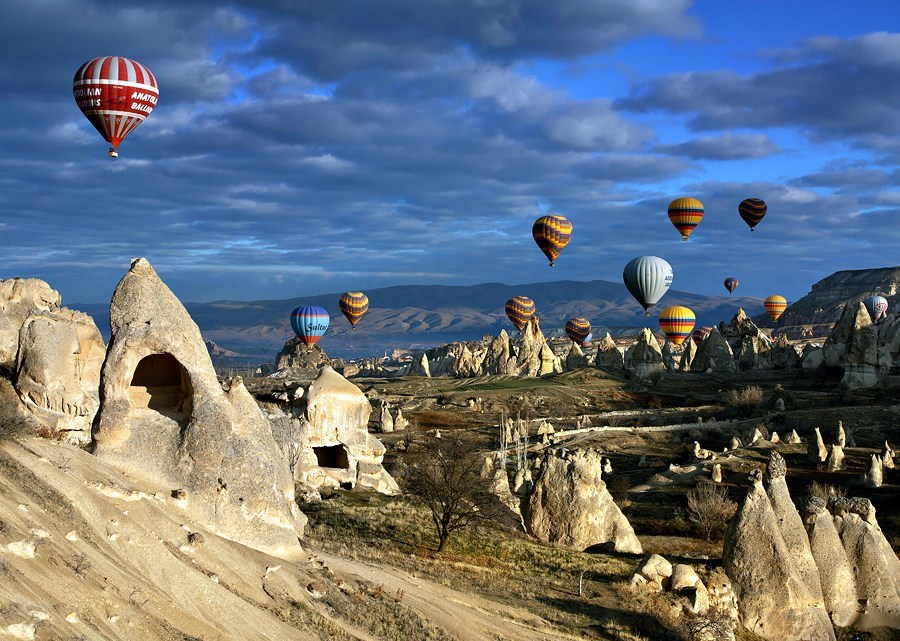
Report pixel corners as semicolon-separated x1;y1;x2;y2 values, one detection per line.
313;444;350;469
128;353;193;417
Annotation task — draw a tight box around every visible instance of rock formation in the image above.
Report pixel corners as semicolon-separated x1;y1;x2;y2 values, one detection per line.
883;441;895;469
594;332;624;368
91;258;305;559
525;448;641;554
632;554;672;591
378;400;394;433
623;328;664;381
13;308;105;444
679;336;697;371
661;341;676;372
723;469;835;641
808;427;827;463
565;343;588;370
836;420;846;447
862;454;883;488
788;429;802;444
480;453;523;528
393;407;408;431
275;338;330;378
770;333;801;369
0;277;61;371
838;302;887;389
692;327;735;373
711;463;722;483
825;445;846;472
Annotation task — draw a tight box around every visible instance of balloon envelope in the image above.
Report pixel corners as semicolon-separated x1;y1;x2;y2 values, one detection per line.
565;317;591;346
739;198;767;231
724;277;739;294
764;295;787;321
659;306;696;346
532;215;572;266
864;295;889;323
692;326;713;345
73;56;158;157
667;197;704;241
505;296;535;331
623;256;673;315
339;291;369;327
290;305;330;345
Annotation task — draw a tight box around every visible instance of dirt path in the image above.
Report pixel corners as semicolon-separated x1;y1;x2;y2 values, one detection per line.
317;551;585;641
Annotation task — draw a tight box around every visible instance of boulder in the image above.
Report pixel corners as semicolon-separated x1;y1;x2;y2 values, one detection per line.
692;328;735;373
14;309;105;444
770;431;781;444
723;470;835;641
525;448;641;554
711;463;722;483
623;328;664;381
92;258;305;559
801;497;859;628
0;278;61;371
635;554;672;590
594;332;623;369
788;429;802;444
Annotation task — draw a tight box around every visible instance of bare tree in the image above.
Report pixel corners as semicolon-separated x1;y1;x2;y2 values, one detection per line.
405;435;498;552
687;481;737;541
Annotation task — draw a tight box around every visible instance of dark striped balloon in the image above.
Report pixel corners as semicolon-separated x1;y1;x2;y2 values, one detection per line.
532;215;572;266
290;305;330;345
667;197;704;241
339;291;369;327
739;198;767;231
659;306;696;346
505;296;535;332
724;277;738;294
692;326;713;345
565;317;592;346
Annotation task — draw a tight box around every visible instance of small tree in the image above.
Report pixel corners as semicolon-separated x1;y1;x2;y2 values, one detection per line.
687;481;737;541
725;386;765;417
405;435;498;552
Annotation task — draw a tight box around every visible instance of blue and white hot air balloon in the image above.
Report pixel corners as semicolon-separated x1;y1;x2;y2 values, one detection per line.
864;295;889;323
290;305;330;345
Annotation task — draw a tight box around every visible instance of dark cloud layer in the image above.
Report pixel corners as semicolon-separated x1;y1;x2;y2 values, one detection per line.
0;2;897;307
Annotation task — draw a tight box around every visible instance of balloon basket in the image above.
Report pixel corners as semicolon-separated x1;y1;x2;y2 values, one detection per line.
108;148;119;158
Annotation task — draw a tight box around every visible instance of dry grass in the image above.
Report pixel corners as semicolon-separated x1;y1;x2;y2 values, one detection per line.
725;386;765;416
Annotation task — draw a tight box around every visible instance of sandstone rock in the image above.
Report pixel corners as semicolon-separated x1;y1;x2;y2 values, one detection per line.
565;343;588;370
481;330;515;375
525;448;641;554
693;441;713;461
862;454;883;488
723;470;835;641
671;563;701;591
512;467;533;496
764;452;825;604
770;333;801;369
692;328;735;373
594;332;623;369
393;408;408;431
734;334;771;371
835;302;886;389
825;445;846;472
773;397;785;412
378;400;394;433
480;453;523;528
829;497;900;629
800;343;825;370
770;431;780;444
601;458;612;475
92;258;305;559
836;421;846;447
730;437;743;450
788;429;802;444
808;427;827;463
14;309;105;444
712;464;722;483
623;328;664;381
679;337;697;372
747;427;764;445
0;278;60;370
883;442;896;470
274;339;329;378
636;554;672;590
661;341;676;372
516;317;562;377
801;497;859;628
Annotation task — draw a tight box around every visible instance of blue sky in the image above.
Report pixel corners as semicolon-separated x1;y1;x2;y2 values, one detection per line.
1;1;898;305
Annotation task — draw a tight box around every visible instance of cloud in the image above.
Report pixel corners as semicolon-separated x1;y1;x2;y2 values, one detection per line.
657;133;780;160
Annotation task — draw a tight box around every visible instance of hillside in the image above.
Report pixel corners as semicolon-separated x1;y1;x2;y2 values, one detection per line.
72;280;761;362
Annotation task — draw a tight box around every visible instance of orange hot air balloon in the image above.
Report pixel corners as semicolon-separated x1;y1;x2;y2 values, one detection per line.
532;215;572;266
659;306;696;346
667;197;704;241
339;291;369;327
764;295;787;321
505;296;535;331
73;56;158;157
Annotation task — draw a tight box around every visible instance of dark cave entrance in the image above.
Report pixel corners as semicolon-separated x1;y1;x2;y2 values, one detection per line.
313;444;350;469
129;353;192;417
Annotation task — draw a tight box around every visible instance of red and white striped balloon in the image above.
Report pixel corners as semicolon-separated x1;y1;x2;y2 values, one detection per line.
73;56;158;157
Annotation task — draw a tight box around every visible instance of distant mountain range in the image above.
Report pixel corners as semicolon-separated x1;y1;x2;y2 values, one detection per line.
71;279;762;362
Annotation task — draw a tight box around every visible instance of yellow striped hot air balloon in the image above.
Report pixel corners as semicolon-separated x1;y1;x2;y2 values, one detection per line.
764;295;787;321
659;306;696;346
565;317;592;346
667;197;704;241
339;291;369;327
505;296;535;331
532;215;572;266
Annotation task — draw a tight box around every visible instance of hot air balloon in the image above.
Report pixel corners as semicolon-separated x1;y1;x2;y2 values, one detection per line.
764;295;787;322
565;317;591;346
532;215;572;266
73;56;158;158
623;256;673;316
505;296;535;331
339;291;369;328
724;277;739;295
864;295;889;323
667;198;704;241
290;305;330;345
692;326;713;345
659;306;696;346
739;198;767;231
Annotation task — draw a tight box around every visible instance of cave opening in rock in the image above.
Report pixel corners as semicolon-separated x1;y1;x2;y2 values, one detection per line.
129;353;192;417
313;444;350;469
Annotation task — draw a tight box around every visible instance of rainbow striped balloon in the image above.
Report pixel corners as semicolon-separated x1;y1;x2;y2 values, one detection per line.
532;215;573;266
290;305;330;345
739;198;767;231
724;277;739;294
764;295;787;321
659;306;696;346
339;291;369;327
667;197;704;241
505;296;535;332
692;326;713;345
565;317;592;346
